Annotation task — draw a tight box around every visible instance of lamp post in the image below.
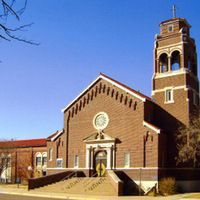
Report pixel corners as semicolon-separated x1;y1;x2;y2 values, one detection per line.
27;165;33;178
139;168;142;196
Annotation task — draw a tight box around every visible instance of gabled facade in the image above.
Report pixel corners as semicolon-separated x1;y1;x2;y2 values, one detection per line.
46;73;165;191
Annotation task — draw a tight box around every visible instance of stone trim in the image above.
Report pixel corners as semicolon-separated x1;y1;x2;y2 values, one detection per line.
85;143;115;170
51;130;64;141
152;85;187;95
143;121;161;134
154;68;186;79
153;68;199;81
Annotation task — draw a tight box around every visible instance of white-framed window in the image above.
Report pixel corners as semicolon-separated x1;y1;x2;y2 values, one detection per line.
36;153;42;166
168;25;173;33
0;153;11;167
56;158;63;168
49;148;53;161
124;152;130;168
74;155;79;168
165;89;174;103
42;153;47;166
0;153;12;183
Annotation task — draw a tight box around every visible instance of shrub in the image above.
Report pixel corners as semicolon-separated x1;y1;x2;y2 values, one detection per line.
159;177;176;196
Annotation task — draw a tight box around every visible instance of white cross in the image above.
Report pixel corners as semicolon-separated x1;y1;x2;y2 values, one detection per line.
172;5;177;18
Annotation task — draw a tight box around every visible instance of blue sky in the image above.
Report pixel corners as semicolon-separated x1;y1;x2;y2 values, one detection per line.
0;0;200;140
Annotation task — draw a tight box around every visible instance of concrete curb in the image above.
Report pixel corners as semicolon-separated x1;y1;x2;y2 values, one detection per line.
0;190;99;200
0;191;118;200
0;188;199;200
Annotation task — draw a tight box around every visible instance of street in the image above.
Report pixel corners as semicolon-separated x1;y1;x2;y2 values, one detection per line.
0;194;67;200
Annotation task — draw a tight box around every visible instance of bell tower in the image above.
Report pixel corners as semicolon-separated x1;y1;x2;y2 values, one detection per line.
152;17;199;126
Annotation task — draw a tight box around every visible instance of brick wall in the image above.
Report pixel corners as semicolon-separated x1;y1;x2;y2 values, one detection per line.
0;146;46;183
47;131;67;168
153;74;185;90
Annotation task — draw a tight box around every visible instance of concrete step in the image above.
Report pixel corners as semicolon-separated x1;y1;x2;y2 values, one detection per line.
36;177;117;196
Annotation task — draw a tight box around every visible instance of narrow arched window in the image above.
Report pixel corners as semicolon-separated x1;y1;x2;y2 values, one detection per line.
42;152;47;166
171;51;180;71
74;155;79;168
159;53;168;73
49;148;53;161
36;153;42;166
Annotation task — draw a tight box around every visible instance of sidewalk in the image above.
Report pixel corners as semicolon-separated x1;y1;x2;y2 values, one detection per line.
0;184;199;200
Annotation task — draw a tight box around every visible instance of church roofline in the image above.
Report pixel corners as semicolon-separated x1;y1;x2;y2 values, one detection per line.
47;129;64;141
0;138;47;148
100;73;152;101
62;73;153;113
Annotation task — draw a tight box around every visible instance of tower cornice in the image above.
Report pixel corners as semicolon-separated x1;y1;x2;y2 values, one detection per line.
160;17;191;28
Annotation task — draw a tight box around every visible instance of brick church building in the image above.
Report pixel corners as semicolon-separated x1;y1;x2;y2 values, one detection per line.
1;16;200;194
44;16;200;193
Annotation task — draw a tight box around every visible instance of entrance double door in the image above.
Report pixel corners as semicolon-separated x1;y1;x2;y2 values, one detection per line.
94;151;107;177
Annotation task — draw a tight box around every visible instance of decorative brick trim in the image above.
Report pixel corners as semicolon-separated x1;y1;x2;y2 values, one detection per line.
62;73;149;113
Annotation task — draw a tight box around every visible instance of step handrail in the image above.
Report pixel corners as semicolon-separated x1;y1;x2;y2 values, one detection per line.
91;172;98;177
61;171;77;182
83;171;100;188
28;171;74;190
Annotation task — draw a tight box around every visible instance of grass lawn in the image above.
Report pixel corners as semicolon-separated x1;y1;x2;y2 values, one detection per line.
184;193;200;198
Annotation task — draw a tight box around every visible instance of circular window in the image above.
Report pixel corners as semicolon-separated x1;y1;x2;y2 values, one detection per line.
93;112;109;130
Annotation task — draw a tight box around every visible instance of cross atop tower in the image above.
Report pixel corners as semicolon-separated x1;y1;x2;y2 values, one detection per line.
172;5;177;18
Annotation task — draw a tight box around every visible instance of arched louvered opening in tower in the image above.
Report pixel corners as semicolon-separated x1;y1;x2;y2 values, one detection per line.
171;51;180;71
159;53;168;73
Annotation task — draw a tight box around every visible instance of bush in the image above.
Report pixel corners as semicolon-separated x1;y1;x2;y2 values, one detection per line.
159;177;176;196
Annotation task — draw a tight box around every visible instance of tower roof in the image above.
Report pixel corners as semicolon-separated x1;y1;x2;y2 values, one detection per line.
160;17;191;28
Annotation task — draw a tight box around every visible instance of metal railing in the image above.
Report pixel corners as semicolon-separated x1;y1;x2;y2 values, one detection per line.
60;171;77;182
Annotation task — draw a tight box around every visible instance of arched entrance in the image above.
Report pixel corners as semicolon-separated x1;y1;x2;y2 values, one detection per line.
83;131;116;172
94;150;107;177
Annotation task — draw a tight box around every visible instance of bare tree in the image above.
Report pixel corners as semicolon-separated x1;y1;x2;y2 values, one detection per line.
0;139;34;184
0;0;38;45
0;145;12;183
176;117;200;167
17;161;33;183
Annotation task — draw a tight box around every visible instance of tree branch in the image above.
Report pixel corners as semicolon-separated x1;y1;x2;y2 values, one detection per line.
2;0;20;20
0;0;39;45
